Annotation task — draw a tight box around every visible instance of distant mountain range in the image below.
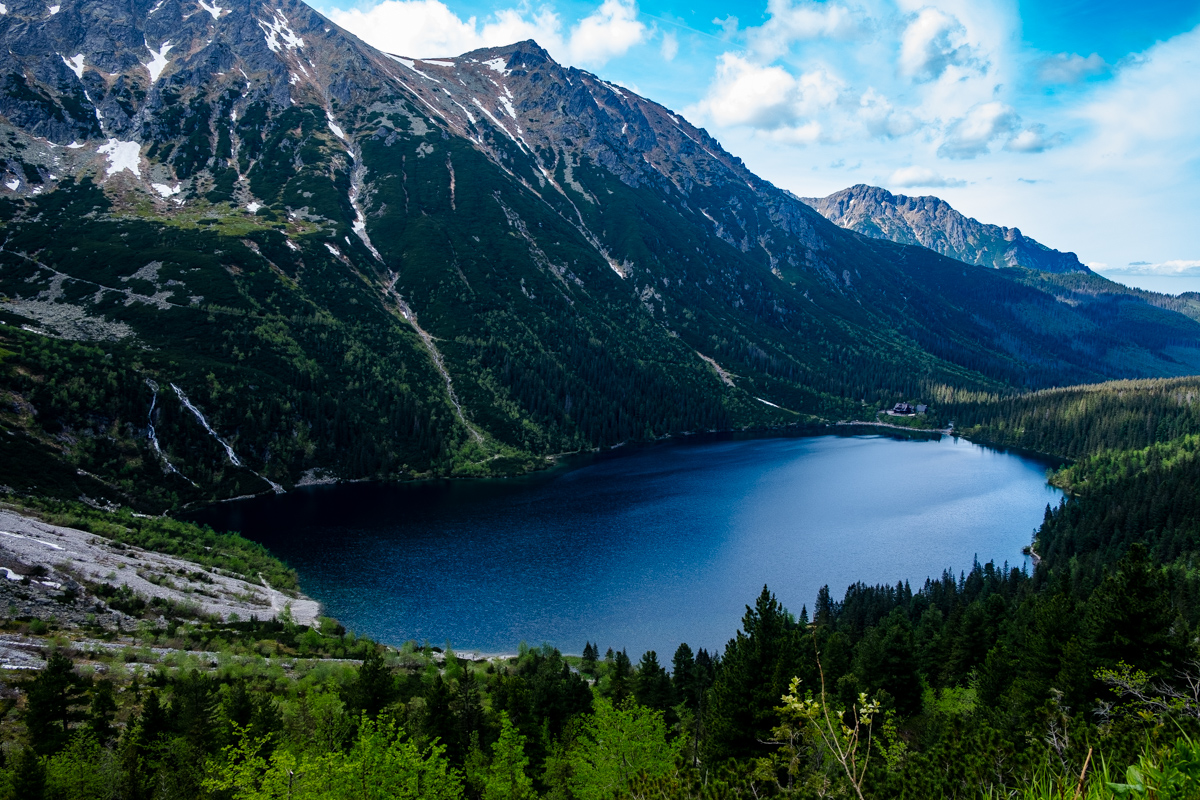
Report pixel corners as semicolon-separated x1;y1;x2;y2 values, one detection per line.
1;0;1199;508
800;184;1089;274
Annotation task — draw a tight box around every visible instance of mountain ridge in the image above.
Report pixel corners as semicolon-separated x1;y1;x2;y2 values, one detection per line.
1;0;1200;509
799;184;1089;274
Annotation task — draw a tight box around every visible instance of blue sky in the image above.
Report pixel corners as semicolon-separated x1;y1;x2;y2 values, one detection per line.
320;0;1200;290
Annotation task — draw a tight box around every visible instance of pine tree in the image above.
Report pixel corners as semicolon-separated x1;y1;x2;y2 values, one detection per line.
608;650;633;704
422;674;456;753
169;669;216;751
1071;543;1188;705
87;678;118;745
452;668;484;764
634;651;673;713
139;690;171;744
221;680;256;733
671;643;698;709
703;586;806;762
342;648;396;718
852;607;922;716
22;652;89;755
694;648;716;685
814;584;836;626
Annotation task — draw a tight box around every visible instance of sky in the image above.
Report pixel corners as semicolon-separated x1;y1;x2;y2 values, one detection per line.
317;0;1200;292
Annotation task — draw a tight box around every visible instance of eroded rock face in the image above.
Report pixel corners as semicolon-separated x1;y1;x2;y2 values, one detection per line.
801;184;1090;274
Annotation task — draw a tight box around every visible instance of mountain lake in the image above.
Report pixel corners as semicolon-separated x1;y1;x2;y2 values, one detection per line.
193;433;1063;658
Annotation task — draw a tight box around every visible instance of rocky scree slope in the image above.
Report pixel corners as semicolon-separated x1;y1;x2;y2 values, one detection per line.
0;0;1199;510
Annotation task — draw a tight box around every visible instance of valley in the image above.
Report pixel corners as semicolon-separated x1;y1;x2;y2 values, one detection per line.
0;0;1197;796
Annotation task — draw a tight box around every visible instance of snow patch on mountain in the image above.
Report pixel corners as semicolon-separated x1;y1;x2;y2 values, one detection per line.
326;114;346;140
61;53;85;80
259;9;304;53
144;40;173;83
97;140;141;177
385;54;439;82
198;0;224;20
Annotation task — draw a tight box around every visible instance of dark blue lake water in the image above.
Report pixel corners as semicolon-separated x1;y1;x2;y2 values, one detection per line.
194;434;1062;658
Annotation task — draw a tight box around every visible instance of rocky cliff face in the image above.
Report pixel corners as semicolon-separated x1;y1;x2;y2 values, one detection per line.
801;185;1089;274
0;0;1197;507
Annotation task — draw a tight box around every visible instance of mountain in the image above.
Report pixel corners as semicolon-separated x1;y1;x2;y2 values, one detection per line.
800;182;1200;326
800;184;1089;274
2;0;1200;509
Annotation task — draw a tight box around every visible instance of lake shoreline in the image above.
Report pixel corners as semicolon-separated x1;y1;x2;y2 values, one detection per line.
190;434;1059;657
179;406;1078;525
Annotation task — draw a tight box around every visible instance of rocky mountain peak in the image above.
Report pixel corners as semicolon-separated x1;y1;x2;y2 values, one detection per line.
381;36;767;199
801;184;1089;274
463;39;552;64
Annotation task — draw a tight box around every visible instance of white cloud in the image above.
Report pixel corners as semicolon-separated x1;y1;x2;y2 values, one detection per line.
568;0;646;66
695;55;800;128
937;101;1018;159
1094;259;1200;276
691;53;842;133
858;88;920;138
766;121;825;144
1039;52;1106;84
748;0;860;60
898;7;975;82
713;14;739;38
686;0;1018;156
1160;260;1200;274
326;0;548;58
661;31;678;62
888;165;965;188
325;0;645;66
1003;124;1064;153
1074;24;1200;170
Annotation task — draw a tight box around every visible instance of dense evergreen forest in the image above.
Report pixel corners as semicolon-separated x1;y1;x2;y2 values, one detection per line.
942;376;1200;459
3;375;1200;798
